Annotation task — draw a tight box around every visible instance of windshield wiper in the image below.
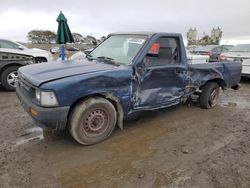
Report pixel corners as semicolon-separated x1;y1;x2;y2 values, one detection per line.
96;56;120;66
86;53;94;60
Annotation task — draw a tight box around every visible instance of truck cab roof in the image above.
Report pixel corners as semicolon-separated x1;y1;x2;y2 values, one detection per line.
109;32;183;37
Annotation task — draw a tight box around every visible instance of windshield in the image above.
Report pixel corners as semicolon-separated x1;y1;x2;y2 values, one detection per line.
89;35;147;65
229;44;250;52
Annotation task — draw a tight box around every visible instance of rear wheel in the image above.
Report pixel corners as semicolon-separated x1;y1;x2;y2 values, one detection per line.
68;97;117;145
1;66;19;91
200;82;220;109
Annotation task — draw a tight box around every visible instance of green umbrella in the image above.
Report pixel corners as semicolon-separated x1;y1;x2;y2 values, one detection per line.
56;11;74;60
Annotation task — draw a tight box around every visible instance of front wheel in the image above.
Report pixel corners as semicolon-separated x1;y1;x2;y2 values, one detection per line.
68;97;117;145
200;82;220;109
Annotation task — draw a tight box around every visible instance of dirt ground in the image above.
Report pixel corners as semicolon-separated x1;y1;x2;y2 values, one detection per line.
0;79;250;188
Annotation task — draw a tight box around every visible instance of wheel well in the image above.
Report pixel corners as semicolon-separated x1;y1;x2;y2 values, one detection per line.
201;78;226;90
67;93;124;129
0;64;22;77
35;57;48;62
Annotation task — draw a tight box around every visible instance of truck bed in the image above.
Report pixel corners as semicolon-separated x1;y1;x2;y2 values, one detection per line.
188;61;242;89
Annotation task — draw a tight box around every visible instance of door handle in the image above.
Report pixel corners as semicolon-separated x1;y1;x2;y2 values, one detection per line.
175;69;182;74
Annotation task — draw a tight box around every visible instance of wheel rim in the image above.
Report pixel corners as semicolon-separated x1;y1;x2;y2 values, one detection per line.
209;88;220;107
82;108;109;137
7;71;18;87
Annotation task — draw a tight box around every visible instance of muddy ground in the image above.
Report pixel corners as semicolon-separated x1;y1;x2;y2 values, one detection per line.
0;79;250;188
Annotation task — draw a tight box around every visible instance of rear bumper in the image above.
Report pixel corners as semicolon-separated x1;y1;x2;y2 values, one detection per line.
16;85;70;130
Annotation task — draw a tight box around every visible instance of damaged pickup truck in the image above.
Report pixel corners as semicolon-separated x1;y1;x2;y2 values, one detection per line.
16;32;241;145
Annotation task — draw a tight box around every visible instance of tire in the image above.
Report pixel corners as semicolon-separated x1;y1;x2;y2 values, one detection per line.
200;82;220;109
1;66;19;91
68;97;117;145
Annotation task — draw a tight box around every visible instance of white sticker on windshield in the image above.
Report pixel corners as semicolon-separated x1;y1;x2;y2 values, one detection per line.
128;38;145;44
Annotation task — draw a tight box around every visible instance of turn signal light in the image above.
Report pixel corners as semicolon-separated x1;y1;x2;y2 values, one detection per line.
30;108;38;117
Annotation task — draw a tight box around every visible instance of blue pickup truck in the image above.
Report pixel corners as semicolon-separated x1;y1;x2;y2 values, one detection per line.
16;32;241;145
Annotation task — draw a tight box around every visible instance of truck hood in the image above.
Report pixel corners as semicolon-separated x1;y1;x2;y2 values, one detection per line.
18;59;120;86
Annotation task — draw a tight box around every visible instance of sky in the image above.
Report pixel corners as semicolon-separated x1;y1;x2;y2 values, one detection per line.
1;0;250;45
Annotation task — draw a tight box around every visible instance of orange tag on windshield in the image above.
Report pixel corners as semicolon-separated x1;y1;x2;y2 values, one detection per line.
149;43;160;54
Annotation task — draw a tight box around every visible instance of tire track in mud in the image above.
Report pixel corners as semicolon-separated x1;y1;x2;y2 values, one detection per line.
59;116;174;188
0;81;250;187
124;108;250;188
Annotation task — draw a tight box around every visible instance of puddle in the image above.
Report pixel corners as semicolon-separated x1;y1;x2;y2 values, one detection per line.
60;118;171;188
219;100;250;109
219;92;250;109
15;127;44;146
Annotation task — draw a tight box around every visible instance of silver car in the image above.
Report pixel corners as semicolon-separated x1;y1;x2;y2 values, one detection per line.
220;44;250;77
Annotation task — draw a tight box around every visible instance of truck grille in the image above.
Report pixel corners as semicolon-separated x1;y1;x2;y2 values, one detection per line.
17;74;36;98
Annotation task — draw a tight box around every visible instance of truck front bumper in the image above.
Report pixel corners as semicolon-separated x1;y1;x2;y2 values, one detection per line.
16;85;70;130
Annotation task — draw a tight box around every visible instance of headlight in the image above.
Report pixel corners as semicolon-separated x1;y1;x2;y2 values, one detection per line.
35;89;58;107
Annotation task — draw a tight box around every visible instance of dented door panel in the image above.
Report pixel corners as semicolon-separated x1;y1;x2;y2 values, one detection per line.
133;64;188;109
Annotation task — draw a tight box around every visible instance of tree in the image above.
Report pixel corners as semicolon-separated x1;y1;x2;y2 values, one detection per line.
187;28;197;46
100;36;107;42
186;27;223;46
27;30;56;44
85;35;97;45
199;35;211;46
72;33;84;43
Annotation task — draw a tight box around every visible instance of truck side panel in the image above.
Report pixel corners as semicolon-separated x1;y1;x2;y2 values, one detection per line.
188;61;242;89
40;68;133;115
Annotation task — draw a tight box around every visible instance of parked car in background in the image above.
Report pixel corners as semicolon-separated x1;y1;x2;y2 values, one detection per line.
220;44;250;77
186;45;197;52
0;57;33;91
49;45;80;60
242;59;250;77
211;45;234;62
0;39;50;63
186;49;209;64
191;45;234;62
16;32;241;145
190;45;218;58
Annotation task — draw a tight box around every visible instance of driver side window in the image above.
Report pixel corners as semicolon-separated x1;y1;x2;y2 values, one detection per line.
144;37;180;67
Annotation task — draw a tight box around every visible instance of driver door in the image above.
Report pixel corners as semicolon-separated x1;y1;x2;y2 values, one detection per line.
133;37;187;109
